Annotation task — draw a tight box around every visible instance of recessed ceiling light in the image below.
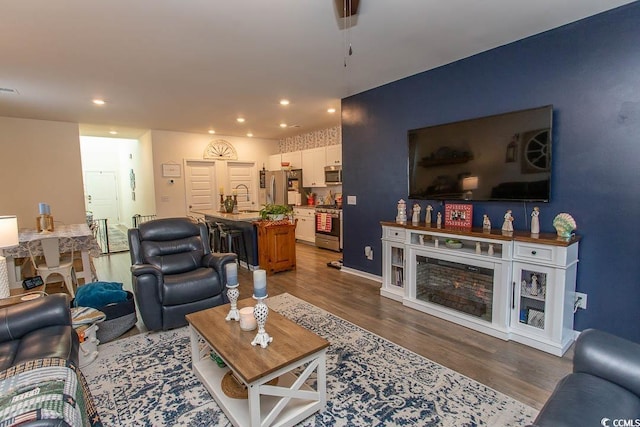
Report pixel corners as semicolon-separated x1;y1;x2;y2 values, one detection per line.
280;99;290;106
208;129;216;134
279;123;287;128
92;99;106;105
109;131;118;135
247;132;253;137
327;108;336;113
236;117;245;123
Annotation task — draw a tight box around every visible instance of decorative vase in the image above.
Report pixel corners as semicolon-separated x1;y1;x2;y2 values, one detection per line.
223;196;235;213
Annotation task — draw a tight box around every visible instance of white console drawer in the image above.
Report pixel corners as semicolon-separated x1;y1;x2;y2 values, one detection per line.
513;242;555;263
383;227;406;241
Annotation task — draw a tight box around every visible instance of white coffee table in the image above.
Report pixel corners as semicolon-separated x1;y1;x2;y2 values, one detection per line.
186;298;329;427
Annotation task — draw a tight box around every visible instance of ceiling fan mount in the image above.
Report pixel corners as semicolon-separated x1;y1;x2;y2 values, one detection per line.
335;0;359;18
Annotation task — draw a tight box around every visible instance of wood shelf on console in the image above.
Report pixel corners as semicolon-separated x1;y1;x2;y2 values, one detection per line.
379;221;581;247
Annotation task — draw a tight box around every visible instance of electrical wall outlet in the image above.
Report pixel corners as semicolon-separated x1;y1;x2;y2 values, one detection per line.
364;246;374;260
575;292;587;309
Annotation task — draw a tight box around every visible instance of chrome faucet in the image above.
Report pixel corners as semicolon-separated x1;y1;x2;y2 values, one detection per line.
234;183;250;202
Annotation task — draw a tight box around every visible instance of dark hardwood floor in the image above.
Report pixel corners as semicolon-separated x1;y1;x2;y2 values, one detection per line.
93;242;571;410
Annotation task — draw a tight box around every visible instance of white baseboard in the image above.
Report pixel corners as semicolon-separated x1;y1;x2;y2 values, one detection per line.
340;266;382;283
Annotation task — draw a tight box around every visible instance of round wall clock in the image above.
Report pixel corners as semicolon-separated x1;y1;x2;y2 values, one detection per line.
204;139;238;160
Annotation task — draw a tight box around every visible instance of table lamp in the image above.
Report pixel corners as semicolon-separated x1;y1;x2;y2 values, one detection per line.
462;176;479;200
0;215;19;299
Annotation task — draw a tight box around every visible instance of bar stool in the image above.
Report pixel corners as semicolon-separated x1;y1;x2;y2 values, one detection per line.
217;223;249;267
207;221;221;252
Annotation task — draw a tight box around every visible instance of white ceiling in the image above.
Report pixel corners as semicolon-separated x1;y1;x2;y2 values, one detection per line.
0;0;634;140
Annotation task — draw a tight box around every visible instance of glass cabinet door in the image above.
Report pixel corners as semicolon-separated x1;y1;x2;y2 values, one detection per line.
512;263;555;336
381;241;405;301
390;245;405;289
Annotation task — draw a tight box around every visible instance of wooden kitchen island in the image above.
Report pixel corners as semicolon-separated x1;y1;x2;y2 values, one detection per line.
256;219;297;275
191;210;297;274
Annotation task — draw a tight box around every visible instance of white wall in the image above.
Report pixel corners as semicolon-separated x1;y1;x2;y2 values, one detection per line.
150;130;278;218
0;116;86;229
130;130;156;224
0;116;279;227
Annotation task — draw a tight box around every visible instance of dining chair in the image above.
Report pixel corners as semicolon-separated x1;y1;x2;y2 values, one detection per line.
28;237;77;297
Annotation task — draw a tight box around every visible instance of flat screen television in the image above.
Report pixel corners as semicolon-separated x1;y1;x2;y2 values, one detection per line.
408;105;553;202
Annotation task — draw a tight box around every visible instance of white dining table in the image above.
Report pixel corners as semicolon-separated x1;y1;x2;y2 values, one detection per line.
1;223;101;289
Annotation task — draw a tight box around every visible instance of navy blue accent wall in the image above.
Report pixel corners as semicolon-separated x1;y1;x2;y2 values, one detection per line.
342;2;640;342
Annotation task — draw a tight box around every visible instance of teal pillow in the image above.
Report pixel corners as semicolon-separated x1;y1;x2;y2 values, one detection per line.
74;281;127;309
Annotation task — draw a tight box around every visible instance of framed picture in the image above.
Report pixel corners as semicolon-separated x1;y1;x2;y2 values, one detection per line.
444;203;473;228
162;163;181;177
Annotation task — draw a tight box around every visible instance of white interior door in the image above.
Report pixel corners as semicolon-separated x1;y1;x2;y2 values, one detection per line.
185;161;217;213
85;171;120;223
227;162;257;211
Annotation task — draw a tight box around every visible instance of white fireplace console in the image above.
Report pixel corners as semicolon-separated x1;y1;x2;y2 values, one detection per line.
381;221;580;356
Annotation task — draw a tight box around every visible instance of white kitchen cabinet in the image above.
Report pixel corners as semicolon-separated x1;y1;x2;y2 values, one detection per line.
325;144;342;166
302;147;326;187
267;154;281;171
293;207;315;243
281;151;302;169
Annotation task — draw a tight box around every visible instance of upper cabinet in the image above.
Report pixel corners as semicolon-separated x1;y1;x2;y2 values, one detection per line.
325;144;342;166
302;147;326;187
267;154;281;171
281;151;302;169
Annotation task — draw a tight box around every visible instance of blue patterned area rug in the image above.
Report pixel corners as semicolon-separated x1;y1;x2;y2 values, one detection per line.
83;293;537;426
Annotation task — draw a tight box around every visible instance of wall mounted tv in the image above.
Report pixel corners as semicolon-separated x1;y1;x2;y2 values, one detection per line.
408;105;553;202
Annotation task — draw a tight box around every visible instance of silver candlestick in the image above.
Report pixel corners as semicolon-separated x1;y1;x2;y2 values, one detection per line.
251;295;273;348
225;284;240;321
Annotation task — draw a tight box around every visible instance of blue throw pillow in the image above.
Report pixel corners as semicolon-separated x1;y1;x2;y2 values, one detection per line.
74;281;127;309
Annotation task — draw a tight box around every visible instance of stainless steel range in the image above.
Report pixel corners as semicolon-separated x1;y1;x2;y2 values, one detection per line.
315;205;342;252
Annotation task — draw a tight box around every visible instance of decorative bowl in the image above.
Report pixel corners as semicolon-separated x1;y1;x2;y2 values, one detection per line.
445;240;463;249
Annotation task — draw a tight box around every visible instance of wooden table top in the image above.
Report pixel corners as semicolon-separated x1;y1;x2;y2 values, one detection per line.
186;298;329;384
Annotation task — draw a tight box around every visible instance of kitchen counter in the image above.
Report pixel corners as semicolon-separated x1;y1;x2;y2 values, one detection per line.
191;209;261;269
191;209;262;222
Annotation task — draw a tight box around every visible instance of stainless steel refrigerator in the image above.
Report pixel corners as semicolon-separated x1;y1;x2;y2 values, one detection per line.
265;169;302;205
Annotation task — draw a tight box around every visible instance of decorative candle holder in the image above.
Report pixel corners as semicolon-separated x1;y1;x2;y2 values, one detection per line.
36;215;54;233
251;295;273;348
225;284;240;321
219;194;225;212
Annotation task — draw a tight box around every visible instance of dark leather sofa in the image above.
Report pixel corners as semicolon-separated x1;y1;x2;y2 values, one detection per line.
128;217;237;331
0;293;78;371
531;329;640;426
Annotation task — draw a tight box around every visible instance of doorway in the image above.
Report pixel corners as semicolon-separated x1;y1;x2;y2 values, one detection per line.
185;160;218;213
85;171;120;223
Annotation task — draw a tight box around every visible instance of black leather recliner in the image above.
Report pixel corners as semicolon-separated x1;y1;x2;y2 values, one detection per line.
128;217;237;331
531;329;640;426
0;293;79;371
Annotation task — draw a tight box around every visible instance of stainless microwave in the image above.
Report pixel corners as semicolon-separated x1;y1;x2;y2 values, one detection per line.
324;165;342;185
